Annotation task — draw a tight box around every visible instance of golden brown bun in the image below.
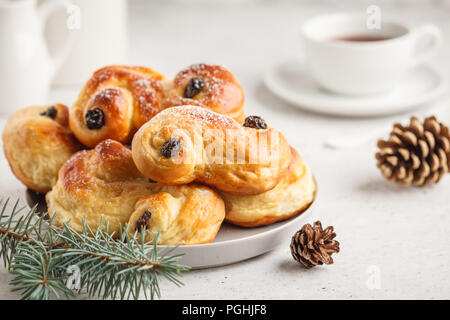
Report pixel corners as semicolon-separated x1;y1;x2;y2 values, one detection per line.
69;65;169;148
220;147;316;227
2;104;82;193
46;139;225;244
167;64;245;123
131;106;291;195
127;183;225;245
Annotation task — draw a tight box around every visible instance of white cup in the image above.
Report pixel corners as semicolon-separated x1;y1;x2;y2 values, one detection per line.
301;13;443;96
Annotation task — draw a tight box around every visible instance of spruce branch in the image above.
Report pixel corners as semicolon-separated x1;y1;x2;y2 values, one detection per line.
0;198;49;269
9;233;74;300
0;197;190;300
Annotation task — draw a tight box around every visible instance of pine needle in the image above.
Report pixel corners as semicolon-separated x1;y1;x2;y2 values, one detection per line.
0;197;190;300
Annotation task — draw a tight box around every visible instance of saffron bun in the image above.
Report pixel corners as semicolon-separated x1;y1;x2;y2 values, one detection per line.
46;139;225;245
131;106;291;195
2;104;82;193
127;183;225;245
220;147;316;227
168;63;245;123
70;64;247;148
69;65;169;148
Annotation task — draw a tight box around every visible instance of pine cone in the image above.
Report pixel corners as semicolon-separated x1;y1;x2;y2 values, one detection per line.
290;221;340;268
376;116;450;187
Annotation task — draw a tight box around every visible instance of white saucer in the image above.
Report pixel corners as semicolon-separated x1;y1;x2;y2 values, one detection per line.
166;203;315;269
25;189;316;269
264;59;447;117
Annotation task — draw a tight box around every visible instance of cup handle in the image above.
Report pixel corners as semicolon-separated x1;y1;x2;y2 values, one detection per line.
39;0;76;77
410;24;442;66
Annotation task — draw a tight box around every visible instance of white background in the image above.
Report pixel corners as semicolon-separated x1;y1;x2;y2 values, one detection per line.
1;0;450;299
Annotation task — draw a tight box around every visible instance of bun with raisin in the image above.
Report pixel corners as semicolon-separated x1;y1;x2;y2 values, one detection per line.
46;139;225;244
131;106;291;195
166;63;245;123
127;183;225;245
2;104;82;193
69;65;169;148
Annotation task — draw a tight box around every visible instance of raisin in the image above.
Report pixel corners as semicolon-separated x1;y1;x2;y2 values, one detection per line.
184;77;205;98
243;116;267;129
40;106;57;119
161;137;182;158
85;108;105;130
135;210;152;232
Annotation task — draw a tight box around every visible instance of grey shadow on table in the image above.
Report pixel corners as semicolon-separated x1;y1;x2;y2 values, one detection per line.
357;176;444;196
189;249;276;272
25;189;48;218
278;258;325;274
357;178;402;194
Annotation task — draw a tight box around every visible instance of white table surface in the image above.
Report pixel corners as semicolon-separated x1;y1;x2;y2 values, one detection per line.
1;0;450;299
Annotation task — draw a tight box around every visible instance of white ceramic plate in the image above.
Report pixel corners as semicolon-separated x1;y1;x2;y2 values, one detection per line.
264;59;447;117
25;189;315;269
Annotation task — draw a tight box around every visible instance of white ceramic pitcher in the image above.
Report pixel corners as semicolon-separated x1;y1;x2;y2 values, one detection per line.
0;0;73;114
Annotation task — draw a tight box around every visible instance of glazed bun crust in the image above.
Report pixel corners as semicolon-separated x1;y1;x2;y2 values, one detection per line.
70;65;168;148
70;64;247;148
221;147;316;227
131;106;291;195
2;104;82;193
46;139;225;244
47;139;153;235
170;64;245;123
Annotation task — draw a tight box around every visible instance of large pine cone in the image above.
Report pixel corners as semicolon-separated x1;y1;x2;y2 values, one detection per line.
376;116;450;187
290;221;340;268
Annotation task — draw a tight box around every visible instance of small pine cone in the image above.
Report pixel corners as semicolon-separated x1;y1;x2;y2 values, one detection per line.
376;116;450;187
290;221;340;268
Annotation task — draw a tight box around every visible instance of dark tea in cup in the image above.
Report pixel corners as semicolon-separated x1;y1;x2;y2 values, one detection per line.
332;35;392;42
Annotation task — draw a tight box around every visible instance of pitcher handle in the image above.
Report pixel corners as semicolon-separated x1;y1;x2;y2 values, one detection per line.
39;0;76;77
